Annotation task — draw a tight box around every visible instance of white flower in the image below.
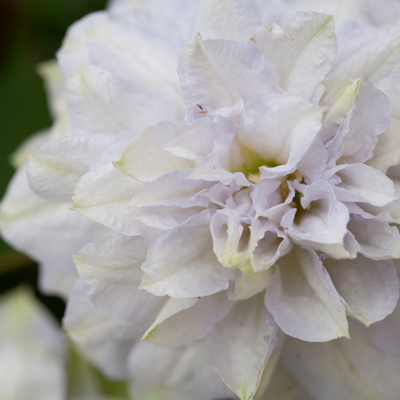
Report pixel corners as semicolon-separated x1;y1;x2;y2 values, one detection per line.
0;287;65;400
1;0;400;399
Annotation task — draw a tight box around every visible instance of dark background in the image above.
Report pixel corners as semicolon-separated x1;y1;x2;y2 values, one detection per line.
0;0;108;316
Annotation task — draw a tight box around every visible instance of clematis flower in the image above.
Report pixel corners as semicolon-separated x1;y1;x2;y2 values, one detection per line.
1;0;400;399
0;287;65;400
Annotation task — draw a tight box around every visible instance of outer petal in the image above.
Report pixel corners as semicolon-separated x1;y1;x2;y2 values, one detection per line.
331;21;400;85
282;321;400;400
142;292;232;346
265;0;400;29
361;283;400;358
259;363;312;400
77;340;134;381
57;12;108;76
27;134;117;202
339;82;391;164
87;20;184;104
368;117;400;172
36;59;66;119
75;234;165;322
66;64;184;136
332;163;396;207
207;294;284;400
348;218;400;260
140;223;237;298
178;34;279;120
128;340;234;400
265;248;349;342
0;288;65;400
325;256;399;326
63;281;146;346
107;0;197;42
253;12;337;99
0;167;110;298
194;0;262;42
72;162;145;237
10;129;52;170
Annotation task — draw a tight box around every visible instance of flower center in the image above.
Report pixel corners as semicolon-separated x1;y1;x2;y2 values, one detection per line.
232;138;278;178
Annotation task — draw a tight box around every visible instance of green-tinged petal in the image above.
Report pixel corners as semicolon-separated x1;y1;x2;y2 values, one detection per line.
114;121;194;182
232;269;274;301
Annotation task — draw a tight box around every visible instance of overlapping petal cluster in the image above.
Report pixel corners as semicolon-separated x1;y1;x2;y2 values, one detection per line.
1;0;400;399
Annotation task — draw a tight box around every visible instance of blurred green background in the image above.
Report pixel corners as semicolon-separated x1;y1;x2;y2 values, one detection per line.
0;0;108;311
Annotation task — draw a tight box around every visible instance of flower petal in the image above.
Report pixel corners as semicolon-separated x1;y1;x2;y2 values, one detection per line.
142;292;232;346
332;21;400;85
348;218;400;260
259;362;311;400
207;294;284;400
232;269;274;301
57;12;108;76
332;163;396;207
0;167;110;298
0;288;65;400
282;180;353;259
129;169;211;208
368;117;400;172
72;162;145;237
87;19;184;104
326;256;399;326
66;64;184;135
339;82;391;164
253;12;337;99
114;121;194;182
265;247;349;342
282;321;400;400
140;222;237;297
75;234;166;323
242;92;324;179
63;280;145;346
178;34;279;120
27;134;117;202
128;340;234;400
194;0;262;42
